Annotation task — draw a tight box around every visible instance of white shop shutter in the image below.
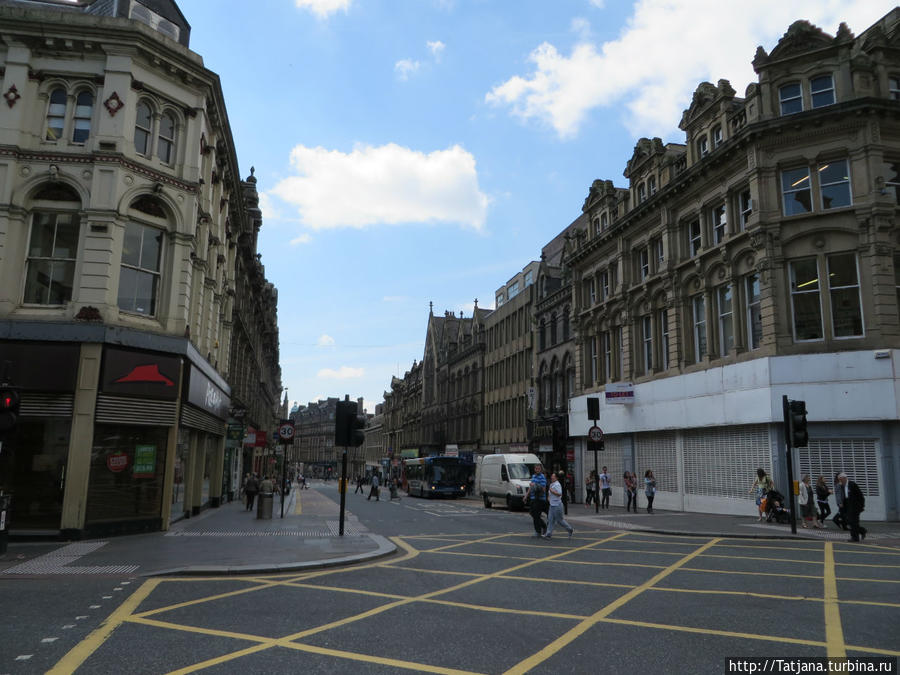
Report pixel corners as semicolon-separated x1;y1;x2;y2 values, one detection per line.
635;431;677;493
19;393;74;418
683;425;769;500
799;439;879;496
593;434;625;486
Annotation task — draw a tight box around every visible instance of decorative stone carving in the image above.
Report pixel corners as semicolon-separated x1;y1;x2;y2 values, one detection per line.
104;91;124;116
3;84;21;108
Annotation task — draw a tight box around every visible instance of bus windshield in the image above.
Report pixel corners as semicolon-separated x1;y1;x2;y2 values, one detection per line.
431;461;466;485
507;463;533;480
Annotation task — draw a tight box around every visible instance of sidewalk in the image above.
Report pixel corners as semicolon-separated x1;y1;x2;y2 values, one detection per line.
0;483;395;577
3;488;898;578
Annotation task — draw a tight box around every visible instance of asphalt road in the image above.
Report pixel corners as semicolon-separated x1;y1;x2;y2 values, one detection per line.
3;487;899;674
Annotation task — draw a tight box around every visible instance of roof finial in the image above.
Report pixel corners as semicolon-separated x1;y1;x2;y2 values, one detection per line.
474;298;478;309
429;301;433;315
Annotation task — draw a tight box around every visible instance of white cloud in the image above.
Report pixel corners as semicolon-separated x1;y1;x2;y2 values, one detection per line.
570;17;591;41
427;40;446;60
317;366;364;379
589;0;605;8
395;58;421;81
486;0;889;139
270;143;489;230
316;334;335;347
290;233;312;246
294;0;350;19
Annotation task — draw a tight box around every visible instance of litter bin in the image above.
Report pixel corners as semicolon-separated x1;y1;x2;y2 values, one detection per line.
256;491;273;520
0;494;11;555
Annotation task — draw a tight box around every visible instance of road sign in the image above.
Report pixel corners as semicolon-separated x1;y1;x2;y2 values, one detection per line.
588;425;604;442
278;421;295;442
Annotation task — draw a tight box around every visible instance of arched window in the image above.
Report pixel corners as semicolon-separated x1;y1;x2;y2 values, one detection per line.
72;91;93;143
134;101;153;156
157;111;176;164
46;88;67;141
24;185;82;306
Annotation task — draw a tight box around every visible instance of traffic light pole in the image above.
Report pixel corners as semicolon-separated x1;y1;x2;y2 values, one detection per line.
339;446;348;536
782;395;797;535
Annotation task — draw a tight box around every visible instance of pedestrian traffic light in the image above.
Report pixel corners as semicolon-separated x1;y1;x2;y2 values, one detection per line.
334;400;366;447
789;399;808;448
0;387;20;433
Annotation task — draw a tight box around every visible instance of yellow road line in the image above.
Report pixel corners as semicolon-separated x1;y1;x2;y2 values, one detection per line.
48;579;160;674
425;533;514;553
701;553;824;565
280;641;486;675
600;617;826;648
680;566;823;579
503;537;721;675
824;541;847;658
134;580;283;619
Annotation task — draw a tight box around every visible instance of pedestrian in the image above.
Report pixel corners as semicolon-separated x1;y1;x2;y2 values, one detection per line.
368;472;380;501
749;469;774;521
599;466;611;509
815;475;831;529
837;472;867;542
244;473;259;511
644;469;656;513
624;471;637;512
523;464;548;537
389;476;400;500
799;474;815;528
832;472;847;530
355;475;364;494
584;471;596;508
544;472;574;539
559;470;569;515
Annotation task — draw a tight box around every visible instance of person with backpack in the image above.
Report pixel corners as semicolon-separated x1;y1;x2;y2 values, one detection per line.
523;464;548;537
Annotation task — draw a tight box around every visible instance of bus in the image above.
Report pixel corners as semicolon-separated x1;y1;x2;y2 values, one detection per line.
403;456;468;499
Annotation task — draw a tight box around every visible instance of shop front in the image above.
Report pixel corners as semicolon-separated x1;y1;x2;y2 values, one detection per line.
530;415;572;481
177;363;230;517
0;341;80;534
86;346;182;537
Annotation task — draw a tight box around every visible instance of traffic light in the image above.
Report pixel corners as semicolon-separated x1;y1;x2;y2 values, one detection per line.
789;399;808;448
334;400;366;447
0;387;20;433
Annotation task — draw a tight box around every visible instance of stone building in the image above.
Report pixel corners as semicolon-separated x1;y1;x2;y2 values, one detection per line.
567;12;900;519
383;360;422;460
483;263;538;453
531;217;582;478
0;0;281;536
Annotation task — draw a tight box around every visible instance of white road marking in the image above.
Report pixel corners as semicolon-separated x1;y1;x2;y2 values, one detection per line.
15;655;32;661
41;638;58;643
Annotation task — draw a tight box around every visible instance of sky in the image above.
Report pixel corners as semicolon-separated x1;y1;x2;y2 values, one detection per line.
177;0;895;415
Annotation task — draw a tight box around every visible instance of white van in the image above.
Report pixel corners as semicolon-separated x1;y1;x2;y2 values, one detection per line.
476;453;541;510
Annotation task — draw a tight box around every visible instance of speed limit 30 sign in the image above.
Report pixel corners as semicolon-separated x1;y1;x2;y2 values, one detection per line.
278;420;295;443
588;425;603;442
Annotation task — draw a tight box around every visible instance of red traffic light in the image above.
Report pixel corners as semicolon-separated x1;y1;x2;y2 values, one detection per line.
0;387;20;433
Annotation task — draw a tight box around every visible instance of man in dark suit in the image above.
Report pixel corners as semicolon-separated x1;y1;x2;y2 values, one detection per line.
838;472;867;542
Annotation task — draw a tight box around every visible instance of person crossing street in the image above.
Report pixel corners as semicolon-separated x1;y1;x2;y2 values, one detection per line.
544;472;574;539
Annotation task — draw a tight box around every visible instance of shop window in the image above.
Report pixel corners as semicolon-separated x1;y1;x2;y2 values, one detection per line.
819;160;851;210
779;82;803;115
45;88;67;141
641;315;653;374
827;253;863;338
118;221;163;316
688;218;702;257
692;294;707;362
134;100;153;156
739;189;753;230
157;111;177;164
782;167;811;215
789;257;823;341
72;91;94;143
711;203;726;244
810;74;835;108
24;211;80;305
746;273;762;350
717;284;734;356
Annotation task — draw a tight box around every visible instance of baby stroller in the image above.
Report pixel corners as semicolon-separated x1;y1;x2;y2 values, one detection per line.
763;489;790;524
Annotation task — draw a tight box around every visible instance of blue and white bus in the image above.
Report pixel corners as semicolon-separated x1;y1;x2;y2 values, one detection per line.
403;456;468;499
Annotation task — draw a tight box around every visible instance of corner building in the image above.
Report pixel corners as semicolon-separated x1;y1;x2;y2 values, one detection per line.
0;0;281;537
569;13;900;520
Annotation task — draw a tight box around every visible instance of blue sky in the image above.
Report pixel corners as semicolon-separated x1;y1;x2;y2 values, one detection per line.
178;0;894;413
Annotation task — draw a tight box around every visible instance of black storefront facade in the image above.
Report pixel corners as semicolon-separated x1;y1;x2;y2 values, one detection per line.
0;323;230;538
529;414;574;489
